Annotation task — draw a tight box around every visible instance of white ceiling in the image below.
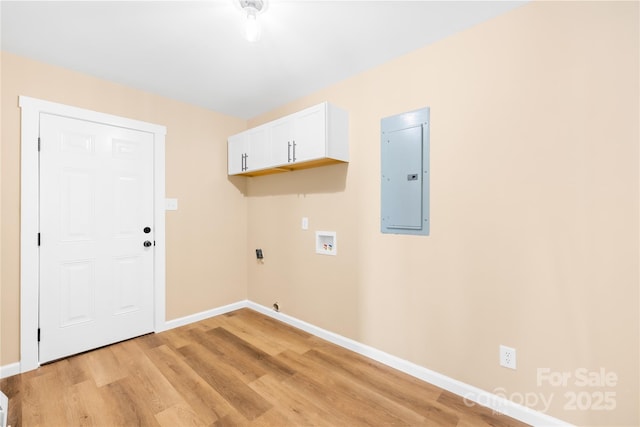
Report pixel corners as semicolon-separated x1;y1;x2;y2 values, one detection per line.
1;1;525;119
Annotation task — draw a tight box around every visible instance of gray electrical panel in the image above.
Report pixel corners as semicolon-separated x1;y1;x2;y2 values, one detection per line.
381;107;430;235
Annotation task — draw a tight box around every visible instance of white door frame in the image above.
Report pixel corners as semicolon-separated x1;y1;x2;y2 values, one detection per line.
19;96;167;373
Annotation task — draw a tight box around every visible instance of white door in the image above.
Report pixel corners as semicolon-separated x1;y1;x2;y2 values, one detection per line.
39;113;155;363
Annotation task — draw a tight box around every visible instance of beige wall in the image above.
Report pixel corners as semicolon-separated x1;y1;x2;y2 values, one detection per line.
0;52;249;365
246;2;639;426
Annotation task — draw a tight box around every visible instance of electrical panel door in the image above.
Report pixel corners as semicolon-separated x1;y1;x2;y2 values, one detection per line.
381;107;430;235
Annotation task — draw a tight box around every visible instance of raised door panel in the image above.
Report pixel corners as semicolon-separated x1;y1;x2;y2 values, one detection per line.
60;168;95;241
113;255;144;315
59;260;95;327
114;175;142;238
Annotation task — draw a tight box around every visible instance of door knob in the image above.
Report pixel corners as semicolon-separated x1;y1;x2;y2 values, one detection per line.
143;240;152;248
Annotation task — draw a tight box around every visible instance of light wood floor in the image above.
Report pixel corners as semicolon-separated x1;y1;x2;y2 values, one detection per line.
1;309;529;426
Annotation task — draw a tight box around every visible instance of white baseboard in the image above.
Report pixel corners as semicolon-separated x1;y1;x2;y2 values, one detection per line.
160;300;249;332
0;363;20;380
247;301;571;427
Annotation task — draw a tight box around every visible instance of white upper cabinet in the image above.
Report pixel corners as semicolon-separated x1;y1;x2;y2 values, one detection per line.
228;102;348;176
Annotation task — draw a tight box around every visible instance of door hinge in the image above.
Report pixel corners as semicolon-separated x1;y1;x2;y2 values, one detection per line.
38;137;41;151
38;233;41;246
37;328;41;342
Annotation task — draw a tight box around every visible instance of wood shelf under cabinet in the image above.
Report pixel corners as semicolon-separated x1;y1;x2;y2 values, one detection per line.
234;158;346;177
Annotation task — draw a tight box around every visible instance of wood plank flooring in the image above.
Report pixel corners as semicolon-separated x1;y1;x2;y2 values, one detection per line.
0;309;530;426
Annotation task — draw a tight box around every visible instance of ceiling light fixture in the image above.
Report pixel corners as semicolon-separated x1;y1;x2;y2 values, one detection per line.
239;0;265;43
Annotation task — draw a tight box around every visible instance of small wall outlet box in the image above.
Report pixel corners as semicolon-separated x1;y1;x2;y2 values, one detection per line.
499;345;517;370
165;198;178;211
316;231;337;255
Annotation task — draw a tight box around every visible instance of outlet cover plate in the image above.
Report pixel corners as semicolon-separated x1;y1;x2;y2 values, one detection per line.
500;345;517;369
165;198;178;211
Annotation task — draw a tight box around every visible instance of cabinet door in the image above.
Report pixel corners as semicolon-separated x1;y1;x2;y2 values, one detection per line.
270;117;294;166
293;104;326;162
246;125;270;171
228;132;247;175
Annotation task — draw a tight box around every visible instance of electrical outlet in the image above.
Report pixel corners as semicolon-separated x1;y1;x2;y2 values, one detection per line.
165;198;178;211
500;345;517;369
